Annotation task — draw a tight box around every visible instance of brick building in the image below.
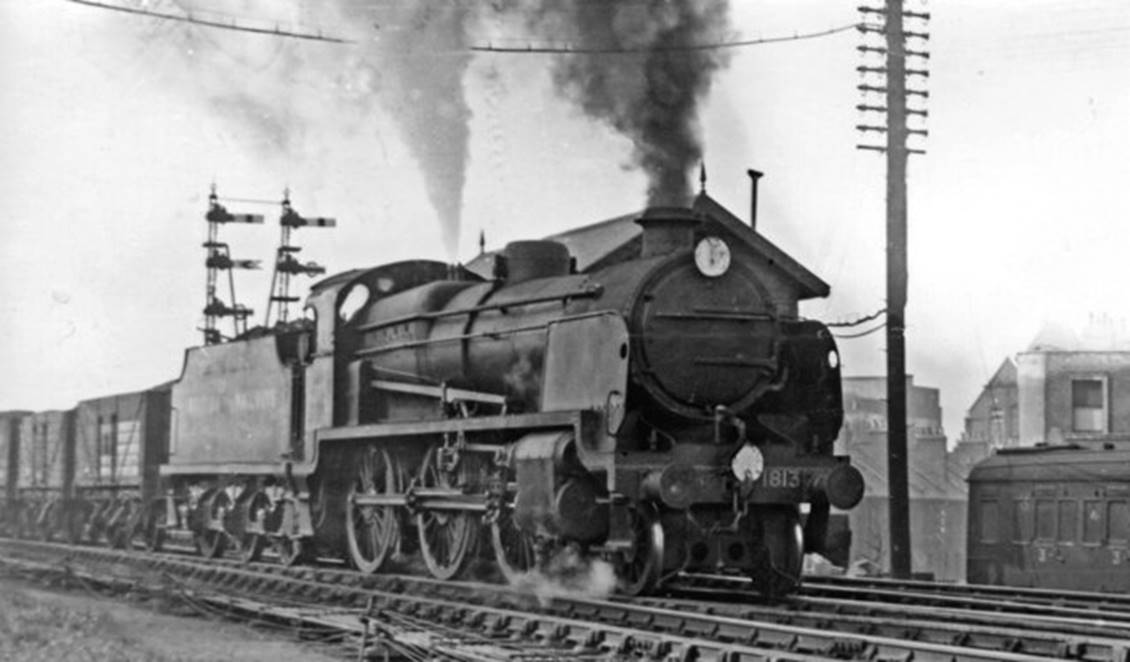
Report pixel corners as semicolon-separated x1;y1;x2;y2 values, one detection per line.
962;359;1019;449
963;317;1130;450
834;376;967;581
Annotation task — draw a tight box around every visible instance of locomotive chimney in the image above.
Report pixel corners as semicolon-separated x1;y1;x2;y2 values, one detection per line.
747;168;763;229
636;207;701;258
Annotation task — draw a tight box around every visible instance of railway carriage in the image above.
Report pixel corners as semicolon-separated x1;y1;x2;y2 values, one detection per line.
967;445;1130;592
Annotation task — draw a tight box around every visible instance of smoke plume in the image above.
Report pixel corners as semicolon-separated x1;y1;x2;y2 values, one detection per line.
120;0;730;255
512;0;732;206
123;0;475;260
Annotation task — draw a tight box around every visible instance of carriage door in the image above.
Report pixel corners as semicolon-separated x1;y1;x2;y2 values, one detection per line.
1031;487;1058;586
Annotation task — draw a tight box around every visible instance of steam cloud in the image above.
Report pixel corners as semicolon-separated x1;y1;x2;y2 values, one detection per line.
509;0;733;206
340;3;474;259
509;546;618;605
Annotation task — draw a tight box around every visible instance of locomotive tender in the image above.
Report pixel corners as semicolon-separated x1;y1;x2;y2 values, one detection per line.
1;193;863;597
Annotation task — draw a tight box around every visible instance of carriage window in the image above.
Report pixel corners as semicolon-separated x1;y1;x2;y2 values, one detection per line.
979;501;999;543
1110;501;1130;542
1072;378;1106;433
338;284;370;323
1083;501;1104;544
1057;501;1078;542
1035;499;1056;540
1012;499;1033;542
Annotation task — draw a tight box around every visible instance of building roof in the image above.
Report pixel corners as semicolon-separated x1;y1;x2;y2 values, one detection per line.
1024;316;1130;352
466;193;831;300
985;357;1017;387
1025;320;1079;352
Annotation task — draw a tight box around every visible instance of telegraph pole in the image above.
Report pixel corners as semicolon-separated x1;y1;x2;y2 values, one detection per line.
883;0;912;582
856;1;930;579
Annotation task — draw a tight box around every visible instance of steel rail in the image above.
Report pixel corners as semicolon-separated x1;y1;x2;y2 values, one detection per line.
635;593;1129;661
801;583;1130;627
804;573;1130;612
0;548;833;661
678;572;1130;627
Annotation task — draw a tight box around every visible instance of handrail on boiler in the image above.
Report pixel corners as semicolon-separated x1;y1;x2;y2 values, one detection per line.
352;283;603;334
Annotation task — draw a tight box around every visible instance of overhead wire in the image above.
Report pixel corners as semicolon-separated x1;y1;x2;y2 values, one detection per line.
834;323;888;340
63;0;862;54
62;0;354;43
827;308;887;328
471;23;861;54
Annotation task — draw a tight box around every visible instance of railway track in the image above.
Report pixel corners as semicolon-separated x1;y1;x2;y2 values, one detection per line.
802;574;1130;612
677;572;1130;630
2;538;1127;661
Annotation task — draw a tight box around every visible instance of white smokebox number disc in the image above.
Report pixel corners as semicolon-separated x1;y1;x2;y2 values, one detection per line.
694;236;730;277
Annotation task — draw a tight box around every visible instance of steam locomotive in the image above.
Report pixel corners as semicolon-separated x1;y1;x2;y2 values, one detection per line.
1;193;862;597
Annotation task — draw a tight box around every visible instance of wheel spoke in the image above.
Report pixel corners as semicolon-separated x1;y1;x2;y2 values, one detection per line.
614;504;663;596
416;445;480;581
345;448;400;574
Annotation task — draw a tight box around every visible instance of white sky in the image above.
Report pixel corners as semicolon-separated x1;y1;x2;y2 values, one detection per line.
1;1;1128;443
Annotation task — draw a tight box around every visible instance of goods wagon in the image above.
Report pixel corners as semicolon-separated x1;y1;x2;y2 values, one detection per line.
71;385;171;545
14;410;73;538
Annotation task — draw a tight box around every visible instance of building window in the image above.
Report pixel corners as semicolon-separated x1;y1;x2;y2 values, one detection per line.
1072;379;1106;433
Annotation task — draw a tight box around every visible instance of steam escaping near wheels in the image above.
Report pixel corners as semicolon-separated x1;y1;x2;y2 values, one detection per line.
505;546;618;606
